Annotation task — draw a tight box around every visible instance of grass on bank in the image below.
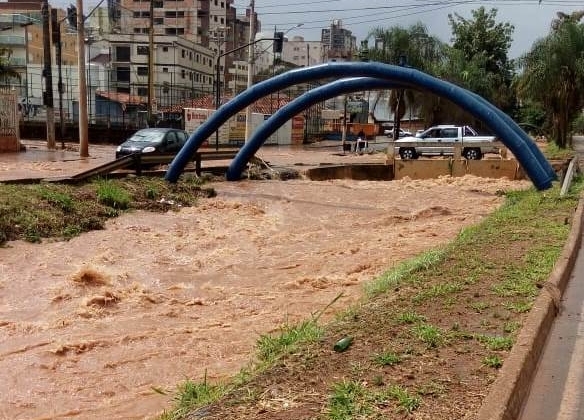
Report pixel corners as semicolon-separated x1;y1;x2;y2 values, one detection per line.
0;175;215;246
158;177;584;420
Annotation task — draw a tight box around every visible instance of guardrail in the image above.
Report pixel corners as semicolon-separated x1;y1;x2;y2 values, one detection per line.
69;149;240;181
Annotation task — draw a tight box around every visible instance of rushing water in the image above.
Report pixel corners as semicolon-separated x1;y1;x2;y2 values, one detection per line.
0;174;530;419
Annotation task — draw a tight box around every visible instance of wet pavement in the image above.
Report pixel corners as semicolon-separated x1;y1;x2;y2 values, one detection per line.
0;139;391;183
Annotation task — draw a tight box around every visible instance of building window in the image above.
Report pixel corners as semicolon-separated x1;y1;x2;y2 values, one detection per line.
181;69;185;79
154;18;163;25
163;67;168;72
177;28;184;35
154;0;163;7
165;11;184;18
162;46;168;52
137;87;148;96
220;1;224;7
133;28;141;33
137;45;149;55
181;49;185;58
137;67;148;76
116;46;131;62
220;17;224;24
117;66;130;82
165;28;177;35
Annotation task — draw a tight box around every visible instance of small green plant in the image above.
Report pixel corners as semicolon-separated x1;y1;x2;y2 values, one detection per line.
504;301;533;313
412;282;463;303
145;187;158;199
483;354;503;369
37;186;73;212
470;301;490;313
503;321;521;333
396;311;426;324
62;225;82;239
95;179;130;209
373;351;401;366
386;384;421;414
327;380;371;419
476;334;513;351
364;248;447;296
417;381;445;396
158;373;225;420
412;323;445;348
256;319;322;363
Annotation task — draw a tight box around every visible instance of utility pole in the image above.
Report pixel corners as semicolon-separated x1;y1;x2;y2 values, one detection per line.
41;0;56;149
244;0;255;143
51;9;65;147
147;0;155;126
77;0;89;157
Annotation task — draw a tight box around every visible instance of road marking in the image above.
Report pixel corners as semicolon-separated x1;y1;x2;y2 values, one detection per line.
557;297;584;420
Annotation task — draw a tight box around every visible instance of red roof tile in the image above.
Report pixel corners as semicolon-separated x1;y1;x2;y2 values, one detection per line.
159;94;294;115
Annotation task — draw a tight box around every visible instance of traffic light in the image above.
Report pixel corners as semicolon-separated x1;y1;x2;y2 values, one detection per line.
273;31;284;54
67;5;77;29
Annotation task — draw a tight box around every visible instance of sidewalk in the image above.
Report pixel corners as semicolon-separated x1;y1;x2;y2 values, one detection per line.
0;140;116;182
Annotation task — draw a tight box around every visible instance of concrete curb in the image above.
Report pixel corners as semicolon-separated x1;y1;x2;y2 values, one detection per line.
476;195;584;420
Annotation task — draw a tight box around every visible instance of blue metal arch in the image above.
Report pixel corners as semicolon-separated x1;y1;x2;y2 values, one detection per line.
226;77;534;181
166;62;555;190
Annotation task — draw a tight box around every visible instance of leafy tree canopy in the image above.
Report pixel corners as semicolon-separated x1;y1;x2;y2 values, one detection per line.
448;7;514;77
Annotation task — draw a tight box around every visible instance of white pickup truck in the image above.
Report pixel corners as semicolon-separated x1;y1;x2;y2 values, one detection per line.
394;125;500;160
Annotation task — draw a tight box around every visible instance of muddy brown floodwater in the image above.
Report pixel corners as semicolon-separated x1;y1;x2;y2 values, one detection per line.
0;173;531;419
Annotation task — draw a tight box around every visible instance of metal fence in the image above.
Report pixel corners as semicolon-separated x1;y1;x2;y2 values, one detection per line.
7;67;328;140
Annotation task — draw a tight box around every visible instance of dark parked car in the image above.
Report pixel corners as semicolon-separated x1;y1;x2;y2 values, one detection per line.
115;128;189;159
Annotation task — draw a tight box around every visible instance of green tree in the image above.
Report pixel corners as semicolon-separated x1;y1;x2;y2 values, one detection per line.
0;47;20;84
517;14;584;148
445;7;515;111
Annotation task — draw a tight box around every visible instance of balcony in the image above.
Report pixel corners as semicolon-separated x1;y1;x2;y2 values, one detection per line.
0;35;25;46
8;57;25;66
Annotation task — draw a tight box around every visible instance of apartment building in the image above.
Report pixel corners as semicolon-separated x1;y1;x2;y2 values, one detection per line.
0;1;77;99
282;36;324;68
114;0;256;96
321;19;356;61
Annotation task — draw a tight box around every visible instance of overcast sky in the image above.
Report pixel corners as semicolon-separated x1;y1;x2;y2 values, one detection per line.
235;0;584;58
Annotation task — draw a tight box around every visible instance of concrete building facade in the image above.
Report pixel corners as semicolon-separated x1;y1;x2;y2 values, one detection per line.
321;19;356;61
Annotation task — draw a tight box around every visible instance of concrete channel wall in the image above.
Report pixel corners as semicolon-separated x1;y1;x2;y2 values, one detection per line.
304;158;528;181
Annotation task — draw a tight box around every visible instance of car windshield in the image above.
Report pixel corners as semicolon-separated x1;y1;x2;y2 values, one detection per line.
127;130;165;143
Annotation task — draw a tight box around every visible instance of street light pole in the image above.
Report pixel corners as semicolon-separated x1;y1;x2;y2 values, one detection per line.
211;26;228;151
244;0;255;143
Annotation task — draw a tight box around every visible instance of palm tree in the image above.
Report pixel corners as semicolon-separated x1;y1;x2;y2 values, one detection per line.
517;16;584;148
367;23;445;134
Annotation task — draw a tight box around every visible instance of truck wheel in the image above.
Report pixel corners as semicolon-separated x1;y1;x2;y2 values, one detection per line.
399;148;417;160
463;148;482;160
